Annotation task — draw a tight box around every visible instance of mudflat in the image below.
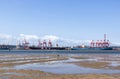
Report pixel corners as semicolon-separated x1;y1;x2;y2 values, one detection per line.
0;54;120;79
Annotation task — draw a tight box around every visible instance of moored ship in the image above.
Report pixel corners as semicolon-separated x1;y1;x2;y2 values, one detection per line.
71;47;113;50
0;45;16;50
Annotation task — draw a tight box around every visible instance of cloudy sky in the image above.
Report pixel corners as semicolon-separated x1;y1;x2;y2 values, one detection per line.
0;0;120;46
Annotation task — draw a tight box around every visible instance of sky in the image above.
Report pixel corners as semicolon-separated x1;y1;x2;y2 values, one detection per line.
0;0;120;45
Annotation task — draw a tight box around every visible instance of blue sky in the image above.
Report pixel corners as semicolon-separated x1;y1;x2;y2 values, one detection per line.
0;0;120;45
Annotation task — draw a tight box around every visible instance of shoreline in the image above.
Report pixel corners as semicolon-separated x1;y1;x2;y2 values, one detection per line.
0;49;120;54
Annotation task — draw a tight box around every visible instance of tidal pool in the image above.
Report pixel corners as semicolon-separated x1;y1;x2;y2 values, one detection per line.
14;60;120;74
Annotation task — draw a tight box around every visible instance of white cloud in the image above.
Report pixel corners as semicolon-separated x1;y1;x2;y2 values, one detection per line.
0;33;13;44
0;33;12;39
56;38;91;46
111;42;120;46
19;34;39;40
0;33;119;46
39;35;91;46
16;34;91;46
40;35;59;41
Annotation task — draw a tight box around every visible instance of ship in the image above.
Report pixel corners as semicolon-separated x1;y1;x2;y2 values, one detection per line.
29;46;70;50
71;47;113;50
0;45;16;50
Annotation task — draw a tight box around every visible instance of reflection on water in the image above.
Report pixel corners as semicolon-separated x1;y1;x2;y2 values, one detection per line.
14;60;120;74
3;72;26;76
110;61;120;67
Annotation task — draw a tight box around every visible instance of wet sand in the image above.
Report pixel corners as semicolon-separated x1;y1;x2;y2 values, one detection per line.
71;54;120;70
0;69;120;79
0;54;120;79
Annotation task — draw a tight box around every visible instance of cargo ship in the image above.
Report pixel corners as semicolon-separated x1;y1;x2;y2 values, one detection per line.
0;45;16;50
29;46;70;50
71;47;113;50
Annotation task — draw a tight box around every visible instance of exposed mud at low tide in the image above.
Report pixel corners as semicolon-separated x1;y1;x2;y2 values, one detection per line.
0;54;120;79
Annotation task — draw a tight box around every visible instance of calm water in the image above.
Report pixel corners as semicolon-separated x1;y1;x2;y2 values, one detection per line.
0;50;120;54
13;58;120;74
14;63;120;74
